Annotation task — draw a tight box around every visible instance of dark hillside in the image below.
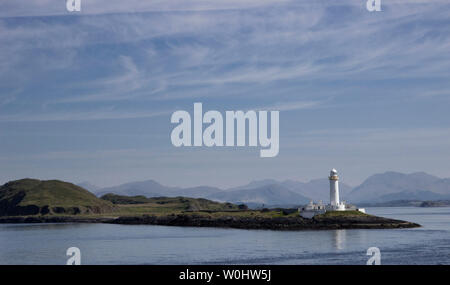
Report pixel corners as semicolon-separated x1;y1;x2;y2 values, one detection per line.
0;179;115;216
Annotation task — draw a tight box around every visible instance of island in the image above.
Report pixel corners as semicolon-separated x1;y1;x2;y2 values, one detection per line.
0;179;420;230
419;200;450;207
354;199;450;208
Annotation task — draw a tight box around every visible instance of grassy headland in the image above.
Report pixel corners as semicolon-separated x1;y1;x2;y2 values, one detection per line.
0;179;114;215
0;179;420;230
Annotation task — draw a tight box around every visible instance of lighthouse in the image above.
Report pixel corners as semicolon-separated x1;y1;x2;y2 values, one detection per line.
329;168;345;211
329;169;339;206
298;168;365;218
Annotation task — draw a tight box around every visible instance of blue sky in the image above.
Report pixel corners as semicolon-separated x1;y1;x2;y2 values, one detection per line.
0;0;450;188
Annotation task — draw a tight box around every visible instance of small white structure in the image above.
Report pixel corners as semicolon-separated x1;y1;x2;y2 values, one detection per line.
298;201;326;218
299;169;365;218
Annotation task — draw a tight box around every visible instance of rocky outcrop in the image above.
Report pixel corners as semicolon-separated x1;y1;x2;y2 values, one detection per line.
108;214;420;230
0;202;109;216
0;211;420;230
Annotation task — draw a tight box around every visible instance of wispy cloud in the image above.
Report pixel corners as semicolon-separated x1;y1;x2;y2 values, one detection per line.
0;0;291;18
52;55;160;104
254;100;322;111
2;1;450;94
0;108;171;122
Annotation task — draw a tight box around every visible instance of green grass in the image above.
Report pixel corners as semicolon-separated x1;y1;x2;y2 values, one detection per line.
101;193;151;204
0;178;114;215
100;196;302;218
101;196;241;216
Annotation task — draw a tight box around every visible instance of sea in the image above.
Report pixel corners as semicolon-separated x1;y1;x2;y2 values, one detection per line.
0;207;449;265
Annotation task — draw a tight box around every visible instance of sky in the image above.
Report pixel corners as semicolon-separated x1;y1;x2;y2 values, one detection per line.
0;0;450;188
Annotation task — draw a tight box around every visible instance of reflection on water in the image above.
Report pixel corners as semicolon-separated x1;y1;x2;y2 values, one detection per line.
0;207;449;265
3;223;89;231
333;230;346;250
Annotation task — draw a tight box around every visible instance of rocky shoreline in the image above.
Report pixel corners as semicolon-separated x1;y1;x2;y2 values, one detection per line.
0;213;420;230
0;216;114;224
109;214;420;230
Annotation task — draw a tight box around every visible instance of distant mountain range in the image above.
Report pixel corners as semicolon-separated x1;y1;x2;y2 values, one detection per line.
208;184;310;207
94;180;222;199
89;179;328;207
226;178;352;205
348;171;450;203
81;171;450;207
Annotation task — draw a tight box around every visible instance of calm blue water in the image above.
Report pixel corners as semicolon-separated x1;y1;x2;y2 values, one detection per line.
0;207;449;265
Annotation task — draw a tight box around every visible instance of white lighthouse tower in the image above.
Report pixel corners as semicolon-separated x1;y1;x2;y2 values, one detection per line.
329;168;345;211
298;168;366;218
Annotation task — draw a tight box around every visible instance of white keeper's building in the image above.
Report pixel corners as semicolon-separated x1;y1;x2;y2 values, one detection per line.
299;169;366;218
